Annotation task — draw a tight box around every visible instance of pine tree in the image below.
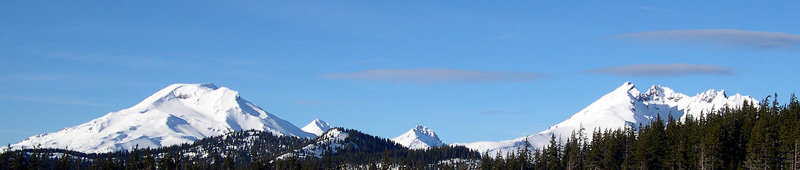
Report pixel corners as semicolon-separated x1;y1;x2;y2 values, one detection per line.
126;145;140;170
28;144;42;170
564;128;585;170
143;148;155;170
479;152;493;170
0;144;11;169
542;134;563;170
11;149;26;170
157;150;178;170
57;148;72;170
664;112;685;169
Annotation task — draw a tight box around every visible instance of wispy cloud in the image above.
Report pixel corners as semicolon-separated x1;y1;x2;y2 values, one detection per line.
611;29;800;49
322;69;544;84
0;94;109;106
586;63;734;77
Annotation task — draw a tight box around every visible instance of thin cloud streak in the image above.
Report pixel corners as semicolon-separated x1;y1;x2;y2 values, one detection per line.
323;69;544;84
612;29;800;49
587;63;734;77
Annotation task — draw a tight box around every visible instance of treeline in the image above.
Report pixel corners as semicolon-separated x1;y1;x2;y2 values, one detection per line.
0;129;312;169
274;144;480;169
483;94;800;170
0;128;480;169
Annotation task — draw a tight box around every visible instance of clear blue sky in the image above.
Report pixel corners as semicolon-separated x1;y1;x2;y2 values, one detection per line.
2;1;799;146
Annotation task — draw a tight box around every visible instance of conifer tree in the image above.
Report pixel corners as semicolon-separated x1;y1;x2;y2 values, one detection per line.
28;144;42;170
57;148;71;170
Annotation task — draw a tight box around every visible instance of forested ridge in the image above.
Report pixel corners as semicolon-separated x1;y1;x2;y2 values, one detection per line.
2;94;799;170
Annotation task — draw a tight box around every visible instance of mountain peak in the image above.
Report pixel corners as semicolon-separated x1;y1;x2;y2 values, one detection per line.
620;81;635;90
391;125;444;150
610;81;640;97
302;119;332;137
130;83;231;109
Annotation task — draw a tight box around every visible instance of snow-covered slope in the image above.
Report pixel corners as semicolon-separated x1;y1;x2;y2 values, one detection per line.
391;126;445;150
301;119;331;137
11;83;314;153
457;81;757;156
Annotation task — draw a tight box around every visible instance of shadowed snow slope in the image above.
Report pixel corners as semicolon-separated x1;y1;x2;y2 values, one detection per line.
301;119;331;137
455;81;757;156
11;83;314;153
392;125;445;150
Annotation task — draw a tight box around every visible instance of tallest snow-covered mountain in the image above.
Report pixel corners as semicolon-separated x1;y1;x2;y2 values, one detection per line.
459;82;757;155
11;83;314;153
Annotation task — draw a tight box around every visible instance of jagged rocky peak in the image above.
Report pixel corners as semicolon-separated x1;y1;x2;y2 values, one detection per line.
641;85;684;102
697;89;727;103
413;126;437;138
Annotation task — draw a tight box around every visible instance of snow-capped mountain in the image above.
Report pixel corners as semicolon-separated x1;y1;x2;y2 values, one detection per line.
391;126;445;150
301;119;331;137
457;82;757;156
10;83;314;153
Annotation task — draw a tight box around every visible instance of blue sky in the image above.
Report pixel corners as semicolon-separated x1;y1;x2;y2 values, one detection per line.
1;1;799;146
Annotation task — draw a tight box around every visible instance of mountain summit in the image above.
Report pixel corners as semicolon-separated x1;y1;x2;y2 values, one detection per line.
11;83;314;153
391;125;445;150
301;119;331;137
458;82;757;156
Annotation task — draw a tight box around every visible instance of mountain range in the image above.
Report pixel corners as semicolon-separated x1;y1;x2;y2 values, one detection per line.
7;82;757;155
456;81;756;156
